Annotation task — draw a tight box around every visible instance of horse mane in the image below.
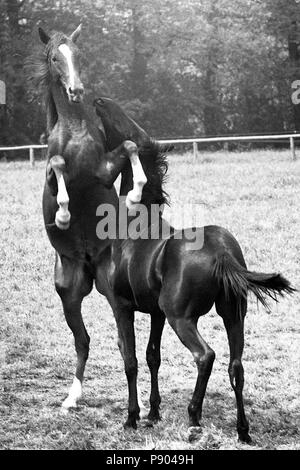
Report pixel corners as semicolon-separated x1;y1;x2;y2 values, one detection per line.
25;32;68;132
137;139;169;207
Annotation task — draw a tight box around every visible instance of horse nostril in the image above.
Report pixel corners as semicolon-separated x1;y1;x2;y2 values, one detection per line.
69;86;84;96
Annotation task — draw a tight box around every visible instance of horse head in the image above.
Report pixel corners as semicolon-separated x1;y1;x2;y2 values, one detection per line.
94;97;150;150
38;25;84;104
33;28;148;232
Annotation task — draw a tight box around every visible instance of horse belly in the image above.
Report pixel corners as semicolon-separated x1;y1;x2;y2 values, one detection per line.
132;280;161;313
43;181;118;259
127;240;166;313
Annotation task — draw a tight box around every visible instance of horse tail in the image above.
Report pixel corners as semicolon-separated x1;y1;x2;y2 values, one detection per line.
213;251;295;318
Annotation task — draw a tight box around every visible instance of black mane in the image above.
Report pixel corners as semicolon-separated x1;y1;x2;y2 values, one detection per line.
137;140;169;207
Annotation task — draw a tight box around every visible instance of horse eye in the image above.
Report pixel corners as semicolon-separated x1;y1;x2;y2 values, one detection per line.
52;56;57;62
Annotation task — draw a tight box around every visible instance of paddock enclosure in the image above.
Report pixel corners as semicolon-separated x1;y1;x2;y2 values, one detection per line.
0;150;299;450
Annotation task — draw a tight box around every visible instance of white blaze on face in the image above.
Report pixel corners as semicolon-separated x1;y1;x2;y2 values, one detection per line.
58;43;75;91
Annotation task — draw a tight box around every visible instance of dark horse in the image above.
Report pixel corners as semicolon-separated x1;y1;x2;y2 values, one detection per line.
27;26;150;410
94;97;294;443
29;27;293;443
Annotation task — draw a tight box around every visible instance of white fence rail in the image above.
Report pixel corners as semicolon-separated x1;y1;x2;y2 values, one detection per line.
0;133;300;166
0;144;47;166
159;133;300;161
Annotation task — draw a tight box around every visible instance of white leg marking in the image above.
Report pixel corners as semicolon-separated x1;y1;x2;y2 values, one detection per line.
50;156;71;230
61;377;82;413
126;150;147;211
55;172;71;229
137;384;148;419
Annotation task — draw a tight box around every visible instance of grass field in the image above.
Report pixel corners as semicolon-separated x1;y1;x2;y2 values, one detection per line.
0;150;299;450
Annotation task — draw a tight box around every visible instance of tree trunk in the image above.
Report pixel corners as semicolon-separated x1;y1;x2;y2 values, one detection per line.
202;3;221;136
203;67;220;136
288;21;300;131
6;0;21;35
130;3;148;101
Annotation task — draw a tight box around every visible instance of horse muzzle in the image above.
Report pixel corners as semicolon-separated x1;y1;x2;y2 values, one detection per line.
67;84;84;103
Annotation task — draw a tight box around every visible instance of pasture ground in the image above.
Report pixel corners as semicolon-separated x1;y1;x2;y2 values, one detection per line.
0;150;299;450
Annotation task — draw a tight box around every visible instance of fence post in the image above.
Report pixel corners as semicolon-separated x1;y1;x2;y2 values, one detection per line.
29;147;35;167
290;137;296;161
193;141;198;161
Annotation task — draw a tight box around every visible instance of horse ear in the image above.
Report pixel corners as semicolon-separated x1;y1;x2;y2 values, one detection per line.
38;27;50;45
70;24;82;43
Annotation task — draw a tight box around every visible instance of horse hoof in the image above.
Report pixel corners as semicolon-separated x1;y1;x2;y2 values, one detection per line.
61;396;78;412
55;215;70;230
139;407;149;420
147;412;161;423
188;426;202;443
140;419;154;428
126;193;141;211
123;419;137;430
238;433;252;444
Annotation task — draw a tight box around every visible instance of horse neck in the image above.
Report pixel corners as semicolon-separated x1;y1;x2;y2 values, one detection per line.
117;164;166;244
50;81;86;130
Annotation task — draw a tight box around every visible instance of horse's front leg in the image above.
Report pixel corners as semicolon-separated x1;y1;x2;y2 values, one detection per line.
146;311;165;422
98;141;147;210
113;305;140;429
46;155;71;230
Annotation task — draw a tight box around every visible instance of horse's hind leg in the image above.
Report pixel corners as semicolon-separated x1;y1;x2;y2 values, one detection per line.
54;253;93;411
166;314;215;428
215;294;251;443
146;311;165;422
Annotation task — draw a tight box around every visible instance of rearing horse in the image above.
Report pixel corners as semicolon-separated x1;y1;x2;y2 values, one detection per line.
28;26;148;412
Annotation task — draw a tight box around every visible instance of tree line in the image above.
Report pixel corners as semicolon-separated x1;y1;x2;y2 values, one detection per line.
1;0;300;149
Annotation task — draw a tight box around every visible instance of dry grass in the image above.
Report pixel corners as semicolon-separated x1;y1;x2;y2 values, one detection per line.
0;149;299;450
